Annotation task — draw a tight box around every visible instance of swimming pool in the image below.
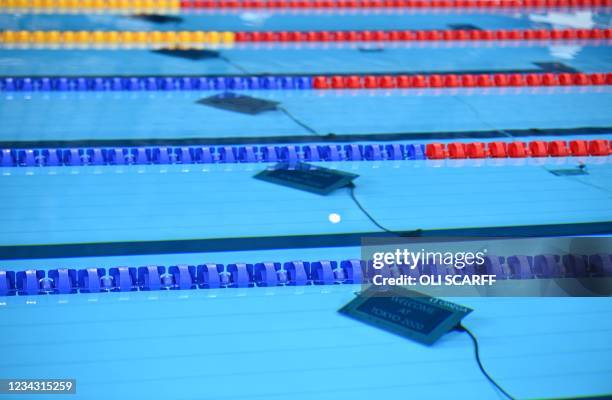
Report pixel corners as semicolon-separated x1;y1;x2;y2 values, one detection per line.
1;4;611;400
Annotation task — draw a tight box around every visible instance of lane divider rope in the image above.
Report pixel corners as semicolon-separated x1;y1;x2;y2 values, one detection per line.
1;253;610;296
311;72;612;88
1;140;610;168
2;0;609;9
1;29;610;47
235;28;612;42
0;0;180;9
0;30;235;47
180;0;612;8
1;72;611;91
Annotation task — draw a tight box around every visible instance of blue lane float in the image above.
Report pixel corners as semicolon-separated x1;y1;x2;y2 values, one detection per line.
1;254;610;296
0;76;313;92
0;144;427;167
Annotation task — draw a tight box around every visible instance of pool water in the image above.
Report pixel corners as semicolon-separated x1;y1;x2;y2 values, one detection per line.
1;5;611;400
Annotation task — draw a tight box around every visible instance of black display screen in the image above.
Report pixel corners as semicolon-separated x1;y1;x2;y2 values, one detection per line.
254;163;359;195
339;286;473;345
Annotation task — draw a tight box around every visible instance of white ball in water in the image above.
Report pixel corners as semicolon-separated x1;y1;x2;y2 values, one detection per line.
328;213;341;224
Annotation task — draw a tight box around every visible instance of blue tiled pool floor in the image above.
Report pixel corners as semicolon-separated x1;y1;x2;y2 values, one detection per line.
1;88;611;141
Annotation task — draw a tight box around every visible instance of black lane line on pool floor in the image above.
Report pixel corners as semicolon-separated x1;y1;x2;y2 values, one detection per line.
1;221;611;260
0;126;609;149
0;62;579;80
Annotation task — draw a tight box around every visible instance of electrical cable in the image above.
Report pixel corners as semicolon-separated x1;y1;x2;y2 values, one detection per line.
346;182;422;237
215;54;323;137
455;324;516;400
451;96;514;139
542;163;612;195
218;55;251;75
277;106;322;136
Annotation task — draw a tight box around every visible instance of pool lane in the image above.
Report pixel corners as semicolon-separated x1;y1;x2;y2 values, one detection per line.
0;243;611;400
1;158;610;253
1;44;611;76
1;88;610;142
1;280;611;400
2;10;603;32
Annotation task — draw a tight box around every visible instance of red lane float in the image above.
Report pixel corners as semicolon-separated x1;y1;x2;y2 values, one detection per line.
181;0;612;9
234;28;612;42
425;140;611;160
311;72;612;89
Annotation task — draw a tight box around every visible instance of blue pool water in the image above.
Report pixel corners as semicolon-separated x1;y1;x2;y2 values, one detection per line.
0;281;611;400
0;11;591;31
1;160;612;247
2;88;611;140
2;45;611;75
1;8;612;400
